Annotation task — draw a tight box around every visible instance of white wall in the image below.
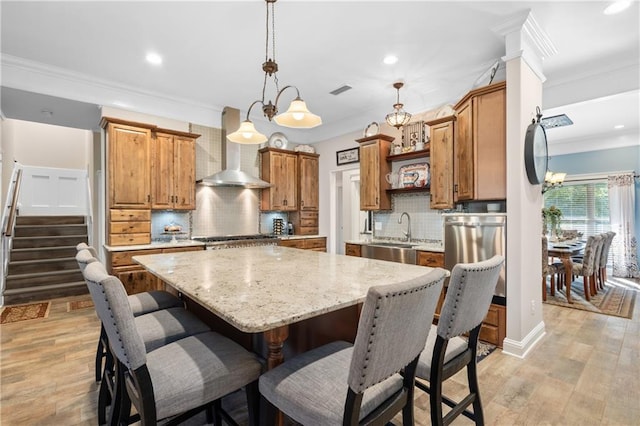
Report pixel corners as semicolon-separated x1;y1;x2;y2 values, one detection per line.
1;119;92;210
101;106;189;133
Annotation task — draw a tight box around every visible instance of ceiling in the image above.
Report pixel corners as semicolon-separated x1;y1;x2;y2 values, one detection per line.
1;1;639;154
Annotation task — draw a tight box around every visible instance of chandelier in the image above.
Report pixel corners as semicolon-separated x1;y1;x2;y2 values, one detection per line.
542;171;566;193
385;82;412;129
227;0;322;144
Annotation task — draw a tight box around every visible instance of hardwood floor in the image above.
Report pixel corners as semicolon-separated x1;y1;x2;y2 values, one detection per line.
1;290;638;425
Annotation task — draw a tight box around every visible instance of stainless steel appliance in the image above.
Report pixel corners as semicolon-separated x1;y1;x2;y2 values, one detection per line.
192;234;279;250
444;214;506;303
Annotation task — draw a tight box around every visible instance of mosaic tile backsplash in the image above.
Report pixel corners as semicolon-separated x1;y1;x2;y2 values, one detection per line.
373;193;444;243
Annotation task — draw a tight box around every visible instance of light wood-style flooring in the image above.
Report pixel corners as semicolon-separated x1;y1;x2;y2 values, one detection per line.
1;291;638;425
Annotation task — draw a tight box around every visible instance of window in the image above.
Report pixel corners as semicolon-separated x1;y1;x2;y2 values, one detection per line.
543;179;610;237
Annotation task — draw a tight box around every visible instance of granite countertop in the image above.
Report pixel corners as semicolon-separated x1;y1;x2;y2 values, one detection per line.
345;239;444;253
104;240;205;252
133;246;445;333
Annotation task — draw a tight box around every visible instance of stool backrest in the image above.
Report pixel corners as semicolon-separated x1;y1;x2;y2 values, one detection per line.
83;262;147;371
76;242;98;258
347;268;446;393
437;255;504;339
76;249;99;272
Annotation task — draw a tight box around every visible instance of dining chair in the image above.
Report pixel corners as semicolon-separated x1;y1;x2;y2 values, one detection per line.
570;234;602;301
597;232;616;289
76;247;185;383
542;235;563;301
82;261;263;426
258;268;447;426
77;251;212;425
413;255;504;426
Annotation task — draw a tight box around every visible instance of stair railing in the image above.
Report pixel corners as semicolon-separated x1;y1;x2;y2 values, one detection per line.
1;163;24;297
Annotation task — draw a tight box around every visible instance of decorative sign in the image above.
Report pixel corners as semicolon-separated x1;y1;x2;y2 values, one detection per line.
336;147;360;165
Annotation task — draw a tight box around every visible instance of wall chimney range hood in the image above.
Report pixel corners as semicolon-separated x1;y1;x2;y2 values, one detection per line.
198;107;270;189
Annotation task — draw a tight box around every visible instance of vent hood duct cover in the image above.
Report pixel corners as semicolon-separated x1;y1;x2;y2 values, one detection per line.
198;107;270;188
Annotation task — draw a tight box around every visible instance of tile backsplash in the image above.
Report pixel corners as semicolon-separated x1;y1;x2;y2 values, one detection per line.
373;193;444;242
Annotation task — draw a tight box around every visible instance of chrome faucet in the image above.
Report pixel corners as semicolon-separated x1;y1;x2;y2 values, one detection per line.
399;212;411;242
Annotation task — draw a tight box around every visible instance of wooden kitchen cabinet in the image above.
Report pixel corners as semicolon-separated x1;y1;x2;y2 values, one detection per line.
480;304;506;348
107;246;203;294
356;134;394;211
453;81;506;202
298;152;319;211
426;116;455;209
108;209;151;246
279;237;326;252
105;120;152;209
345;243;362;257
417;250;447;319
152;131;198;210
260;148;298;211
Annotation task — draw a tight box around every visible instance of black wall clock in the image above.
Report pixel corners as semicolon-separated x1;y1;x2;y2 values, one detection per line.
524;106;548;185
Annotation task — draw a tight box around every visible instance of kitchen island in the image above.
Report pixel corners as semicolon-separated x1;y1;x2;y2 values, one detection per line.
133;245;444;368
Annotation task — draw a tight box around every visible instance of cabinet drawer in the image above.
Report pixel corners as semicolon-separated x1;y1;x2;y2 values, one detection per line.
479;323;499;346
297;227;319;236
110;209;151;222
299;211;318;219
483;306;499;326
279;239;302;248
162;246;203;254
109;233;151;246
304;238;326;249
300;218;318;227
345;243;362;257
109;221;151;234
111;249;162;267
417;251;445;267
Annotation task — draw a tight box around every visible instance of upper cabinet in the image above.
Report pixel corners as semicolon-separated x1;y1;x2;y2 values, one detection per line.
106;120;152;209
260;148;298;211
426;116;456;209
297;152;319;211
356;134;394;211
453;81;506;202
152;132;197;210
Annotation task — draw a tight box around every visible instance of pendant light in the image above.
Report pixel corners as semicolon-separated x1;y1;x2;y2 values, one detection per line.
227;0;321;144
385;82;412;129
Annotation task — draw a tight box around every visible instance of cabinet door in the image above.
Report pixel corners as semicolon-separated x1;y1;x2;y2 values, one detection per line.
261;150;298;211
454;99;474;202
108;124;151;209
113;267;158;294
173;136;196;210
475;88;506;200
283;153;298;210
429;120;455;209
152;133;174;209
299;154;319;210
360;143;381;210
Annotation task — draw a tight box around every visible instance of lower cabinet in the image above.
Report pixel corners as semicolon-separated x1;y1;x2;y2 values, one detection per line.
345;243;362;257
279;237;326;252
108;246;203;294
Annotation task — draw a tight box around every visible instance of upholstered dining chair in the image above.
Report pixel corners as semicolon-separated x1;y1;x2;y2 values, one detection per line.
413;255;504;426
542;235;563;301
83;261;263;426
75;246;185;382
597;232;616;290
259;268;447;426
77;251;212;425
570;234;603;301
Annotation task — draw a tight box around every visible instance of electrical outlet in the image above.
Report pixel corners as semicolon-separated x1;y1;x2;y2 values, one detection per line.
530;300;536;314
375;221;382;231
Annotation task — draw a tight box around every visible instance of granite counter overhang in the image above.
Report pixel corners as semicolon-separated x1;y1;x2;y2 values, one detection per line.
104;240;205;252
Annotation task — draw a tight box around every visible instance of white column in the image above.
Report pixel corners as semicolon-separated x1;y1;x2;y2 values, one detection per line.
494;11;557;357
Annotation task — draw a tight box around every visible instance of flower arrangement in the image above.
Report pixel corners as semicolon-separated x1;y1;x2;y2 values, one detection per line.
542;205;563;237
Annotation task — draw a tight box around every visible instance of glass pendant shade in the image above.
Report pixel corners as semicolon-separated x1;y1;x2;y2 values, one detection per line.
385;106;412;129
227;120;268;144
274;98;322;128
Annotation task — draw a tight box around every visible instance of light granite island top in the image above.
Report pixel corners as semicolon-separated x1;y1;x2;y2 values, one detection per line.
133;245;445;368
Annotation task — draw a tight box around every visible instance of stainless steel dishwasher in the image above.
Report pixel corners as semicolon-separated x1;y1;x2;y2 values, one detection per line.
443;214;506;303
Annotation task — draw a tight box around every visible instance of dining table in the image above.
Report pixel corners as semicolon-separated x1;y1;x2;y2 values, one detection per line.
133;245;444;370
547;240;585;303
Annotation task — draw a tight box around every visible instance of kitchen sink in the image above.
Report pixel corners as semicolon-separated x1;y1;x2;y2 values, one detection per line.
360;243;417;264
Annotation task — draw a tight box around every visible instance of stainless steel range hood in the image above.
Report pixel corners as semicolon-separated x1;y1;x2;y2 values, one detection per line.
198;106;270;189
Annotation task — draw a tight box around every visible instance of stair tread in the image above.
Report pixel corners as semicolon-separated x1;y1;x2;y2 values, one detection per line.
10;246;79;252
9;257;77;265
6;269;83;279
3;281;87;294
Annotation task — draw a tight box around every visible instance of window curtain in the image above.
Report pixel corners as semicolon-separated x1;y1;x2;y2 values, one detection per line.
608;172;640;278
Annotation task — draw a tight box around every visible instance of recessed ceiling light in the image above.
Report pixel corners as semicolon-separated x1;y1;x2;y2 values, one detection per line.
604;1;631;15
145;52;163;65
614;124;625;129
383;55;398;65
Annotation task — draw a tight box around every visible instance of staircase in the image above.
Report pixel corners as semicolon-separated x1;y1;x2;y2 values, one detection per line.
4;216;89;305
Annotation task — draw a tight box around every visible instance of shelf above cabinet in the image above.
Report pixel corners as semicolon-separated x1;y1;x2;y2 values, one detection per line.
386;149;430;162
386;187;430;194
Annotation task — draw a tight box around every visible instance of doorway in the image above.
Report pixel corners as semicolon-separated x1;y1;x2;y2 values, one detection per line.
330;167;364;254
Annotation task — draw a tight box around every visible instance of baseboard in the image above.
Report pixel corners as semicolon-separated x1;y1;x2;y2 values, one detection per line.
501;320;546;358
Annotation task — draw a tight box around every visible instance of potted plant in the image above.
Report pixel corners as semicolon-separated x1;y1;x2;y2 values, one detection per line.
542;205;563;240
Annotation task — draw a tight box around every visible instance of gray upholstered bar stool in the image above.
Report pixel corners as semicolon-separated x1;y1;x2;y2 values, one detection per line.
414;255;504;426
76;246;185;382
77;251;211;425
259;268;447;426
83;261;262;426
